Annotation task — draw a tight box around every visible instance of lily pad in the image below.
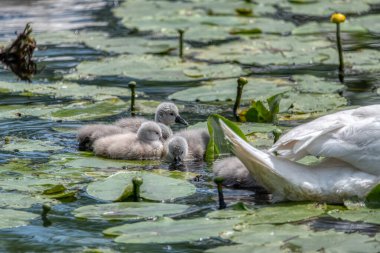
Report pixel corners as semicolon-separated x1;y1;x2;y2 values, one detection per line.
0;98;130;121
86;171;196;202
208;203;326;224
169;77;292;102
0;81;133;101
285;229;380;253
328;208;380;225
278;0;370;16
37;31;178;54
0;209;38;229
292;21;368;35
0;176;73;193
207;224;380;253
73;202;189;221
281;93;347;113
291;75;344;93
1;137;62;152
65;54;244;82
350;14;380;34
0;192;55;209
103;217;239;244
191;35;335;66
49;153;160;170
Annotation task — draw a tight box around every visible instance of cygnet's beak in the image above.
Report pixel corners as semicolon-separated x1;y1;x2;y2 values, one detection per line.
175;115;189;126
174;155;183;163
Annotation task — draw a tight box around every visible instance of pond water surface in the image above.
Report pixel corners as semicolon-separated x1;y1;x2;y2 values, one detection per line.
0;0;379;252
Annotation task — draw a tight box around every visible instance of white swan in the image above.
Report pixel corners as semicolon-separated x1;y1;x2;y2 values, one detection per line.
220;105;380;203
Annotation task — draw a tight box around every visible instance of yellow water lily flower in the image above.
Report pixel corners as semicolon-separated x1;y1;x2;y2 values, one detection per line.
330;13;346;24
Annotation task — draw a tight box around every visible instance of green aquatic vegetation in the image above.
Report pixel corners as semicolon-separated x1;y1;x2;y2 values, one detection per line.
292;21;367;35
206;224;380;253
331;13;346;83
64;54;244;82
103;217;239;244
0;192;55;209
241;94;282;123
73;202;190;221
207;203;327;224
191;35;335;66
1;137;62;152
36;31;178;55
277;0;370;17
0;80;134;101
0;209;39;229
205;114;248;161
86;171;196;202
365;184;380;208
169;77;292;102
233;77;248;121
328;207;380;225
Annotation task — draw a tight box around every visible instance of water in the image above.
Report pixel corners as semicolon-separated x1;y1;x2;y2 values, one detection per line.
0;1;379;252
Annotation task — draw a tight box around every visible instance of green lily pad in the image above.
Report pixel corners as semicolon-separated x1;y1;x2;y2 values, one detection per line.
207;203;326;224
86;171;196;202
169;77;292;102
0;192;55;209
346;49;380;73
285;229;380;253
112;0;277;38
73;202;189;221
0;209;39;229
292;21;367;35
65;54;244;82
49;98;128;121
191;35;335;66
328;208;380;225
37;31;177;54
278;0;370;16
0;81;133;101
350;14;380;34
207;223;380;253
281;93;347;113
0;176;72;193
0;98;129;121
103;217;239;244
291;75;344;93
49;153;160;170
1;137;62;152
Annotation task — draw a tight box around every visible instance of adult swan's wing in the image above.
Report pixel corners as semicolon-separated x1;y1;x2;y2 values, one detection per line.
270;105;380;176
221;121;379;203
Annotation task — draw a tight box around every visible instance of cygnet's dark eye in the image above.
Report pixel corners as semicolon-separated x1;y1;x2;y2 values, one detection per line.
170;113;174;116
156;132;159;135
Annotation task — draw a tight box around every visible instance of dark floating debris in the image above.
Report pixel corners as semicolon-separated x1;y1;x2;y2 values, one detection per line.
0;23;37;81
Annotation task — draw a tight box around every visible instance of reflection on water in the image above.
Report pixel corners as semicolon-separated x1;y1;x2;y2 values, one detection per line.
0;0;379;252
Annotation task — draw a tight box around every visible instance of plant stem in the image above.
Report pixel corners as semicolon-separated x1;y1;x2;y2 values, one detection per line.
41;204;52;227
132;177;143;202
178;29;185;61
214;177;226;209
233;77;248;121
128;81;137;117
336;23;344;83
